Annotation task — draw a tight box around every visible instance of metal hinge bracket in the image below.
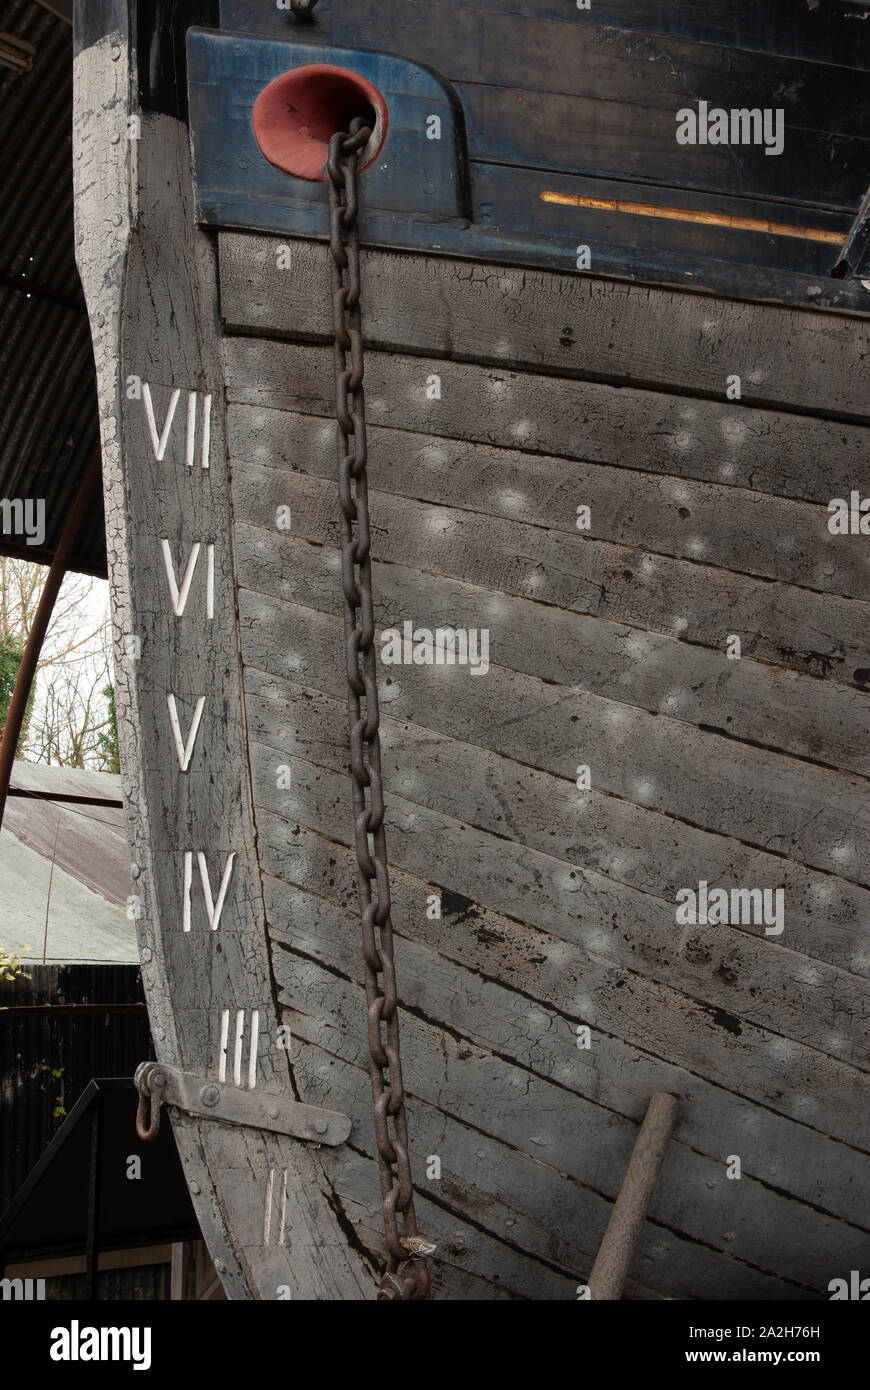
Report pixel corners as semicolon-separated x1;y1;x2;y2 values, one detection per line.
134;1061;351;1147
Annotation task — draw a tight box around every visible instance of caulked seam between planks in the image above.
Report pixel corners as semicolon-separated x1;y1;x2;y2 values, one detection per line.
223;350;870;511
284;1000;842;1292
218;236;870;424
228;427;870;605
278;936;870;1228
258;837;870;1201
234;513;870;747
237;593;870;886
245;672;869;981
256;785;870;1110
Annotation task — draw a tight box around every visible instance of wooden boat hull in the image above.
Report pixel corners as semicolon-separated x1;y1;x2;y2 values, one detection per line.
73;1;870;1299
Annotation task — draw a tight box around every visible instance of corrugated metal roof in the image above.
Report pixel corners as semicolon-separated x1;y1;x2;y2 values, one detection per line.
1;760;134;962
0;0;104;577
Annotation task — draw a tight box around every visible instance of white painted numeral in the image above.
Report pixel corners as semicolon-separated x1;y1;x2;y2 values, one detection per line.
263;1168;288;1246
142;384;212;467
182;851;236;932
219;1007;260;1089
160;539;214;618
167;694;206;772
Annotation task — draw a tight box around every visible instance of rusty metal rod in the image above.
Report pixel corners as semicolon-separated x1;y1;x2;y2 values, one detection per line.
0;449;102;832
587;1091;680;1300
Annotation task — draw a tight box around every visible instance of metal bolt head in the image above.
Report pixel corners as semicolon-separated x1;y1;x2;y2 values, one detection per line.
140;947;152;963
201;1083;220;1107
268;1105;279;1120
190;1181;201;1195
314;1117;329;1135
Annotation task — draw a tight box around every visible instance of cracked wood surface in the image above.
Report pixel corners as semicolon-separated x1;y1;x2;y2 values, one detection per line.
74;10;373;1300
219;233;870;421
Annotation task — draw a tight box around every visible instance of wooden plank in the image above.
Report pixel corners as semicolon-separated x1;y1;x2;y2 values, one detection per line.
472;163;850;282
318;1141;623;1300
245;670;870;982
230;417;870;606
219;0;870;75
232;483;870;770
249;743;870;1071
238;592;870;888
229;430;870;685
219;234;870;422
281;964;867;1296
456;83;868;209
223;344;870;509
257;820;870;1182
331;2;870;139
74;10;372;1301
292;1033;818;1300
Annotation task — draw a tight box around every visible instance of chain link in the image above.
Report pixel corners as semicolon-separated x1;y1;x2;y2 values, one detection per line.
326;119;434;1302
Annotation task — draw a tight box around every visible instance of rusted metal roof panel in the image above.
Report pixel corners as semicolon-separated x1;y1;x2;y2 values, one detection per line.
0;0;103;576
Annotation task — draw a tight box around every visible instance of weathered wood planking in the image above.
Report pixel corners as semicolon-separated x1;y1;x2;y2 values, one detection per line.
246;741;870;1072
231;414;870;603
256;815;870;1178
244;671;869;982
74;5;373;1301
289;1028;817;1300
315;1135;654;1300
455;86;867;208
223;342;870;510
329;1;870;137
233;484;870;771
236;580;870;890
219;234;870;420
218;0;870;73
279;966;867;1297
228;419;870;685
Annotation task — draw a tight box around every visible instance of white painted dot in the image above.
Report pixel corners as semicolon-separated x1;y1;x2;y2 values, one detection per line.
495;339;512;357
660;688;689;714
422;444;448;465
500;491;525;512
830;842;857;864
673;432;692;452
623;632;652;659
634;780;656;803
687;537;707;557
513;420;532;441
607;707;631;728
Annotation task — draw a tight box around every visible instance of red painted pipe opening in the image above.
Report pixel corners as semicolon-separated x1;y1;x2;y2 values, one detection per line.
252;64;388;182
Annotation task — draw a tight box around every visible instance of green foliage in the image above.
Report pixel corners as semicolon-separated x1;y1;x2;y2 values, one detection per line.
0;631;34;749
0;946;32;984
97;681;120;774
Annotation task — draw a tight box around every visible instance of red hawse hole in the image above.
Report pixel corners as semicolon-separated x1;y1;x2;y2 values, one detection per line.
252;64;388;181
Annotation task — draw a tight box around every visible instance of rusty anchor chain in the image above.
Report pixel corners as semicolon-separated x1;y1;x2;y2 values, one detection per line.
326;119;434;1301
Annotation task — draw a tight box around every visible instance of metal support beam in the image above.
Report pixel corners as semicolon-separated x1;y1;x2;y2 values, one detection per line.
0;448;102;833
587;1092;680;1300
